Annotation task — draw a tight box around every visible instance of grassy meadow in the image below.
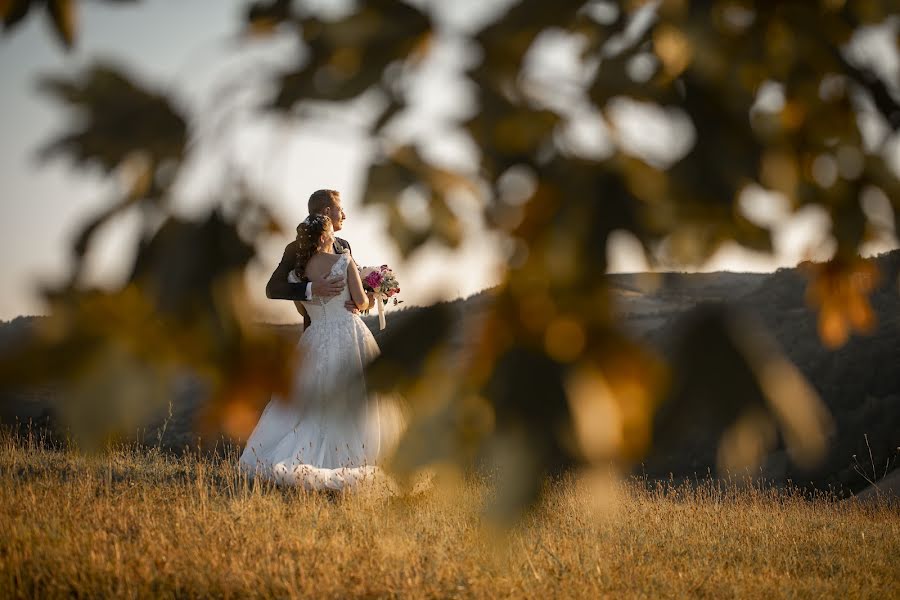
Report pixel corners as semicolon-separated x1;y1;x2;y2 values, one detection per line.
0;428;897;599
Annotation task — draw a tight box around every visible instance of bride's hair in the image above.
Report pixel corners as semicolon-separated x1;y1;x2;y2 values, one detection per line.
294;214;332;278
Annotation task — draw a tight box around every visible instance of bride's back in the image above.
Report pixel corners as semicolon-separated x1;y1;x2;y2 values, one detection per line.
298;252;352;325
304;252;342;281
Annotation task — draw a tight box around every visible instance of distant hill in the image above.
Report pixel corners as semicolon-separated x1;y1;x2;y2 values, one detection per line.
2;252;898;495
637;251;900;493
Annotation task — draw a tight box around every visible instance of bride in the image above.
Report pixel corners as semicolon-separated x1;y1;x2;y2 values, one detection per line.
239;214;405;491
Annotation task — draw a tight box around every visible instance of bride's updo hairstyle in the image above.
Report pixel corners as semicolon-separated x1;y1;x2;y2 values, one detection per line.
294;214;332;279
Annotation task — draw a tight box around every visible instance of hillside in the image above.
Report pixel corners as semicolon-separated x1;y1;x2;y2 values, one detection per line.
1;252;898;495
637;252;900;493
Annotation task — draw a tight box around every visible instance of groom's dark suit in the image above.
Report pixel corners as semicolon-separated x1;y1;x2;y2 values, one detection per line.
266;237;352;330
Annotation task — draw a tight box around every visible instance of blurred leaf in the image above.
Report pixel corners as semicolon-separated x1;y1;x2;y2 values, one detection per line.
463;87;560;180
270;0;431;108
835;46;900;131
804;256;880;349
245;0;293;36
472;0;585;82
128;212;255;319
365;303;453;394
361;145;476;256
0;208;295;449
1;0;137;49
372;92;404;133
481;347;577;524
47;0;76;49
38;63;187;174
655;305;832;472
1;0;31;29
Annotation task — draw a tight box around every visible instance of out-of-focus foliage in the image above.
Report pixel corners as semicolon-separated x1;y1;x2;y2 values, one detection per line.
1;0;136;49
1;0;899;518
0;62;294;448
37;64;186;176
803;255;881;348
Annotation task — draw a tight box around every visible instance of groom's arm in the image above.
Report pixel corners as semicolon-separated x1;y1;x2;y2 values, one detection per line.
265;243;312;302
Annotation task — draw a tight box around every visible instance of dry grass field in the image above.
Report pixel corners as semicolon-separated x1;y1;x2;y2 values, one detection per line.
0;428;897;599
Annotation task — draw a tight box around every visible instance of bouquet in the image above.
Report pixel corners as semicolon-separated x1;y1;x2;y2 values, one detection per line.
360;265;400;330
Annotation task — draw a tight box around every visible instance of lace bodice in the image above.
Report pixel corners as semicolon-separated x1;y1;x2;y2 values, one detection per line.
293;252;353;327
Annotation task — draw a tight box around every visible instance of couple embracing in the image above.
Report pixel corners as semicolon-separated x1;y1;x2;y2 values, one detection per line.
239;189;405;491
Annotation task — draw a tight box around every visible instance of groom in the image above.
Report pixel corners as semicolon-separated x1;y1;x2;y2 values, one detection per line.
266;189;366;329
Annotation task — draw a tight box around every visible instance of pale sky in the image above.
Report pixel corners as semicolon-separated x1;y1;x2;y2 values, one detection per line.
0;1;897;323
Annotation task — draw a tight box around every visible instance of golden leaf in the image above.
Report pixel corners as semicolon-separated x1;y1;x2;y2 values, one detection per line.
805;257;880;348
48;0;77;49
818;302;850;349
565;366;623;461
544;317;586;363
653;24;692;80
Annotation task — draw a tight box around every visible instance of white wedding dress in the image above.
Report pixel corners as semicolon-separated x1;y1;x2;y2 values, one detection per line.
239;252;405;491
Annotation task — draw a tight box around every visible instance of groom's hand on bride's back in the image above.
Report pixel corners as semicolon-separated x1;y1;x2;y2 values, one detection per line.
311;275;344;299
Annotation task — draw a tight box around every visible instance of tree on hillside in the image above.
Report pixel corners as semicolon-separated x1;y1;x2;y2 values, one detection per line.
1;0;898;518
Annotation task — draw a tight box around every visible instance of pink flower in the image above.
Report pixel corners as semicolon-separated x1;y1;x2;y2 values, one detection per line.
364;272;383;288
